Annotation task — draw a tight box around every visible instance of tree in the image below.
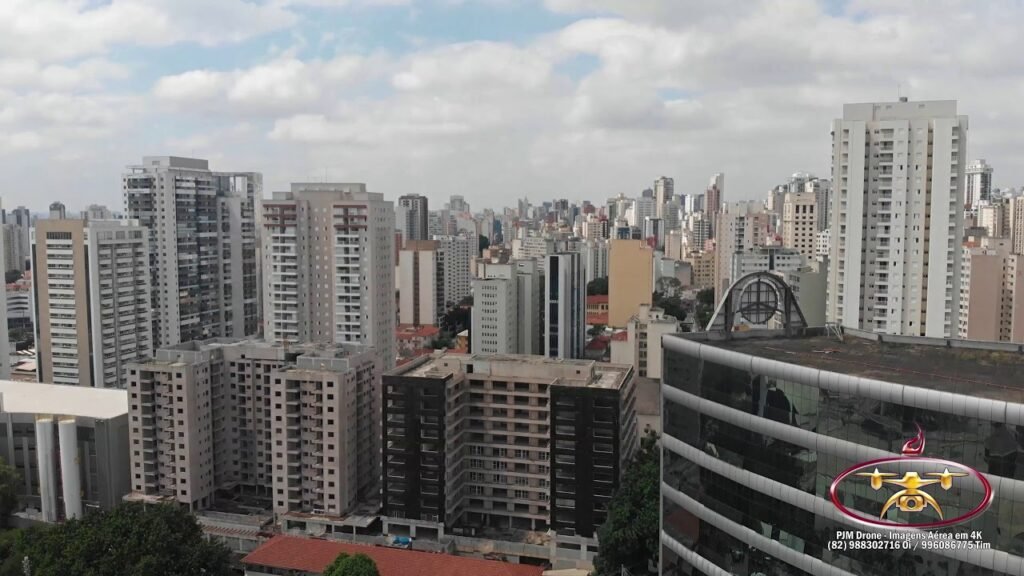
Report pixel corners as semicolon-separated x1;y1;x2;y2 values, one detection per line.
2;502;232;576
594;430;659;576
325;553;379;576
587;277;608;296
478;235;490;255
696;288;715;307
0;457;18;528
587;324;606;337
654;276;682;298
323;553;350;576
4;270;21;284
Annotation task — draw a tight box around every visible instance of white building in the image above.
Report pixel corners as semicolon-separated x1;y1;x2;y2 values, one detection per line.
629;197;656;228
965;159;993;209
546;252;585;359
774;257;828;328
816;228;831;258
32;218;152;388
123;156;261;348
731;246;805;281
827;99;967;337
471;263;517;354
654;176;674;218
781;191;818;260
609;304;679;380
262;183;395;369
512;236;555;272
398;241;443;326
435;235;472;308
580;239;609;285
714;201;771;300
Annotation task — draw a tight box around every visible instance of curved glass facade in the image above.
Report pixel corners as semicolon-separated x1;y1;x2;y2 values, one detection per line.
661;333;1024;576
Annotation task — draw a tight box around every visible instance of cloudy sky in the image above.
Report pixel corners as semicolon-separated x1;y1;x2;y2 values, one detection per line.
2;0;1022;212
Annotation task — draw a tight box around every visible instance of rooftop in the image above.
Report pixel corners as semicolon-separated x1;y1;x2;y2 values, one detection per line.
677;328;1024;401
242;536;544;576
396;325;441;339
392;353;632;390
0;380;129;419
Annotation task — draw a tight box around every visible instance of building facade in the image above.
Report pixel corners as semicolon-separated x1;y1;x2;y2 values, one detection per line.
398;194;429;242
398;241;444;327
608;239;654;328
827;100;967;337
781;191;818;260
123;156;261;348
32;218;152;388
262;183;396;369
958;237;1024;342
382;354;637;540
126;339;379;520
662;327;1024;576
546;253;585;359
472;264;518;355
965;158;994;209
608;304;679;380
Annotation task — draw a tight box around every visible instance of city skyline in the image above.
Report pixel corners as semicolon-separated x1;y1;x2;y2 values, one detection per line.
3;0;1024;212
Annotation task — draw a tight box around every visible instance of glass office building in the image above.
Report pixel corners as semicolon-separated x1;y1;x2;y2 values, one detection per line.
661;327;1024;576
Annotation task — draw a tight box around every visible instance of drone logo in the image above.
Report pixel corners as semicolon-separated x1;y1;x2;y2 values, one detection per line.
829;425;994;529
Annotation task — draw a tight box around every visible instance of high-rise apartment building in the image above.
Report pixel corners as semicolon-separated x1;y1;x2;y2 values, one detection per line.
435;235;472;309
781;191;818;260
6;205;31;271
126;339;379;520
705;173;724;229
48;202;67;220
608;240;654;328
827;100;967;337
713;201;771;300
262;183;395;369
628;197;656;228
546;253;585;359
32;218;152;388
609;304;679;380
398;194;429;242
0;231;7;378
448;195;470;213
398;241;444;327
654;176;674;218
580;239;609;286
123;156;261;348
471;263;518;354
382;354;637;539
958;237;1024;342
1009;196;1024;255
978;201;1006;238
965;158;993;209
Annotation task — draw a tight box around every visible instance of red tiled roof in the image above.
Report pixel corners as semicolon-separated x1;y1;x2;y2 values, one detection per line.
586;314;608;326
586;295;609;305
396;324;441;339
610;331;629;342
242;536;545;576
585;339;609;351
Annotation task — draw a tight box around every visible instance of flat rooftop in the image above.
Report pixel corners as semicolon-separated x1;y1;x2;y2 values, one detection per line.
0;380;129;419
393;353;632;390
679;329;1024;401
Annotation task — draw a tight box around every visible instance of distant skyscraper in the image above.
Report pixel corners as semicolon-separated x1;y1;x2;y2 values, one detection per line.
827;99;967;337
965;159;993;209
32;218;152;387
546;252;585;359
448;194;470;213
261;183;396;369
629;197;656;228
714;201;771;300
654;176;674;218
123;156;261;348
48;202;66;220
781;191;818;260
0;230;7;378
706;173;724;225
398;194;429;241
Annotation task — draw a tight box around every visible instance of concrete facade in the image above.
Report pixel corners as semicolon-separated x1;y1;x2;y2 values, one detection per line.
608;240;653;328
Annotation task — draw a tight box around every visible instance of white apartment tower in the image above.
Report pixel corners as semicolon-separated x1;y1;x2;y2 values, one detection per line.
435;235;472;308
122;156;261;347
262;183;396;368
32;218;152;387
546;252;585;359
965;159;993;209
828;100;967;337
471;263;518;354
781;191;818;260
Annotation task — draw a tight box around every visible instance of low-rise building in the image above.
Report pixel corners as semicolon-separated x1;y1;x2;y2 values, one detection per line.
608;304;679;380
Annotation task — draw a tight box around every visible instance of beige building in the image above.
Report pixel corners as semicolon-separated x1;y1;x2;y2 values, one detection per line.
32;218;152;388
398;240;443;327
685;250;716;290
126;339;379;522
958;238;1024;342
262;184;395;369
714;201;770;300
978;202;1007;238
608;240;653;328
609;304;679;380
781;191;818;260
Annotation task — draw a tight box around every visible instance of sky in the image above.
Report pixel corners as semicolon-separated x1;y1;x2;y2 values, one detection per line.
2;0;1023;213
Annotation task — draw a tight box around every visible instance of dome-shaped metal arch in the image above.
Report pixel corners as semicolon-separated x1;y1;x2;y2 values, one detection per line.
705;271;808;336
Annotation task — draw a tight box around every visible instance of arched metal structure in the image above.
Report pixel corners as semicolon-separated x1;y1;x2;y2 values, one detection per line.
705;272;808;336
